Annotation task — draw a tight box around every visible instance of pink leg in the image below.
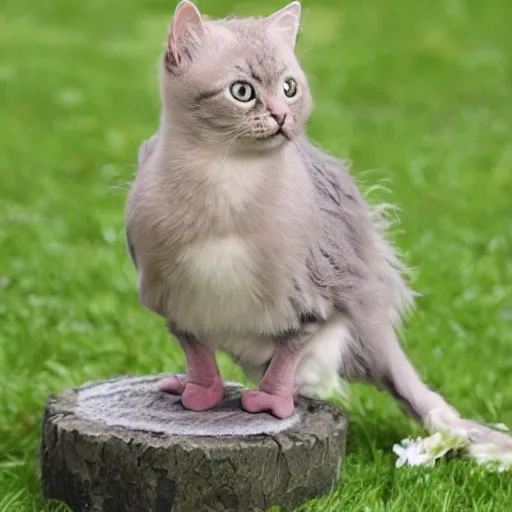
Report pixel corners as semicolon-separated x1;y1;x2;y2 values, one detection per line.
241;344;302;419
157;334;224;411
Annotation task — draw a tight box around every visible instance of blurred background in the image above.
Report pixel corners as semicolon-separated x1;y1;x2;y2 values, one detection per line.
1;0;511;510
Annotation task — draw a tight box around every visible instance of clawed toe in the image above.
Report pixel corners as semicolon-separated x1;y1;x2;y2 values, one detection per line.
241;388;295;419
157;375;186;394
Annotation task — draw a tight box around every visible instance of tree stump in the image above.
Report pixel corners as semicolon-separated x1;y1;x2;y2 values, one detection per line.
41;375;348;512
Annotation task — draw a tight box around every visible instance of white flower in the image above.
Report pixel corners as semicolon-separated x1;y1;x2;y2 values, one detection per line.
393;422;512;472
393;431;468;468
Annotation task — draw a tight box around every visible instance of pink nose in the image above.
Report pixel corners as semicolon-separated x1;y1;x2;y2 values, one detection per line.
270;111;287;126
265;98;288;126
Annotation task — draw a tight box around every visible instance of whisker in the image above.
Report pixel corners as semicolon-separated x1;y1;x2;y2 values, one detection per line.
219;129;248;169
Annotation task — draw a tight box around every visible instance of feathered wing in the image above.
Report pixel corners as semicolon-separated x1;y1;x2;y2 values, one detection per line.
125;133;160;270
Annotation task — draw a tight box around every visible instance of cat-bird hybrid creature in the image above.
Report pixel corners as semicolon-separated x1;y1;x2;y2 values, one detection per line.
126;0;512;454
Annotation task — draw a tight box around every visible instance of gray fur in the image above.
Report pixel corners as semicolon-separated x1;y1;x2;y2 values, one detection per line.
126;0;512;453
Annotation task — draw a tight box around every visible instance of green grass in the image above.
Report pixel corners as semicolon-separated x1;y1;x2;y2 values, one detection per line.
1;0;512;510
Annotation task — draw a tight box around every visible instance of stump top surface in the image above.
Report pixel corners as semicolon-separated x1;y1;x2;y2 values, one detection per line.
48;375;347;442
74;375;302;436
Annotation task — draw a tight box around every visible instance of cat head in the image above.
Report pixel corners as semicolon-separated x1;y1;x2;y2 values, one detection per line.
160;1;312;152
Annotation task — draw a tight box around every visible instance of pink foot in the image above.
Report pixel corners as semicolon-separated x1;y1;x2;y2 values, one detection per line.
181;381;224;411
157;375;186;394
158;376;224;411
241;389;295;419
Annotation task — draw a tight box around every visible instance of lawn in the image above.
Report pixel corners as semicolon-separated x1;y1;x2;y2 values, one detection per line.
1;0;512;510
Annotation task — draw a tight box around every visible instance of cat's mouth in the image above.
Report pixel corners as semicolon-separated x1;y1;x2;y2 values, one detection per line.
276;127;290;139
264;127;290;141
251;126;291;143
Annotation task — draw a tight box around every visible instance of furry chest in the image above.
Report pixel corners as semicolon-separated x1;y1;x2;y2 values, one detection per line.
180;237;256;293
169;236;274;335
202;155;267;212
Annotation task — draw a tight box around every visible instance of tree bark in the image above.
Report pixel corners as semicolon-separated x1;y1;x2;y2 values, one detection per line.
41;375;348;512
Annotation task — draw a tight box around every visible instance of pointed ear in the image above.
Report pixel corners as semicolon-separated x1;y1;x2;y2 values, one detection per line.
265;1;302;48
167;0;205;70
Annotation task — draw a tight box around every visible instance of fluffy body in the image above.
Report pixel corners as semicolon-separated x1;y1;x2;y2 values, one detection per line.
126;0;512;454
128;131;407;396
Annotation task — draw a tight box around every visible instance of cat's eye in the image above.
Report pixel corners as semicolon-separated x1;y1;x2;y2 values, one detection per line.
230;81;256;103
283;78;298;98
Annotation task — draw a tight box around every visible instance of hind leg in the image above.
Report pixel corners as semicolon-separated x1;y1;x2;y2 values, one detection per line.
158;328;224;411
353;317;460;425
355;317;512;449
241;341;305;419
